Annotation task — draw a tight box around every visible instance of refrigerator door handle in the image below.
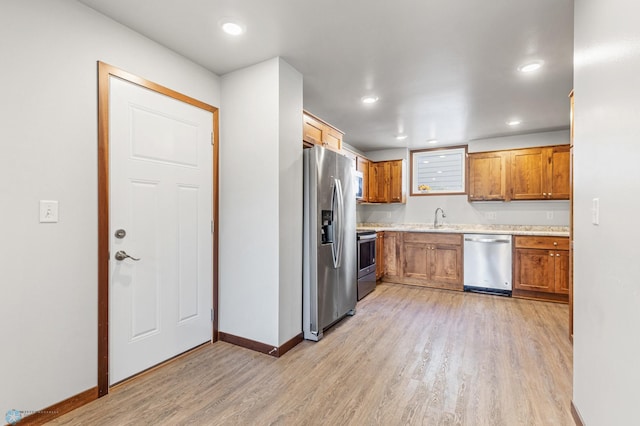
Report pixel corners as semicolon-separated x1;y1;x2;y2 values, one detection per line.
331;179;339;268
334;178;344;268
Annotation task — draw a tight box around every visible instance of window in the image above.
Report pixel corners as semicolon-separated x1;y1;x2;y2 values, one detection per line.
410;146;467;195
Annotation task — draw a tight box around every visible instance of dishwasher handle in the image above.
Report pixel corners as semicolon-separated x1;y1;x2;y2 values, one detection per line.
357;233;377;241
464;237;511;244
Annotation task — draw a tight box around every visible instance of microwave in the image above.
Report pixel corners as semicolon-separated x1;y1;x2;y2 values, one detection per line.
354;170;364;200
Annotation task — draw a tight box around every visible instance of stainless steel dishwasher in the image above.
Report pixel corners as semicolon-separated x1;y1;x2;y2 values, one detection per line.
463;234;512;296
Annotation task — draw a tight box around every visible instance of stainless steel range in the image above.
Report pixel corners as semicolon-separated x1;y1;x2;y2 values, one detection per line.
356;230;376;300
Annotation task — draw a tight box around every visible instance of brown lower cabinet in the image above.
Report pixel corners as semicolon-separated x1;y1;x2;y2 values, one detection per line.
383;232;400;279
513;236;569;302
381;231;569;301
382;232;463;291
375;232;384;280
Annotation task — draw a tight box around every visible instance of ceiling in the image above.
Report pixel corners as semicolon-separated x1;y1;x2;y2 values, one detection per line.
78;0;574;152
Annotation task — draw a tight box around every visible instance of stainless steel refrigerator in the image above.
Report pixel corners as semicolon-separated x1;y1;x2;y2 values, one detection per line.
303;145;357;341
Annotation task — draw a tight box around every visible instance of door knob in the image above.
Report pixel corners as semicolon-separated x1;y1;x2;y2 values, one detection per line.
114;250;141;261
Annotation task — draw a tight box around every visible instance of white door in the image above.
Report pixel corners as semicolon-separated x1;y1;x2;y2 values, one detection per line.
109;76;213;385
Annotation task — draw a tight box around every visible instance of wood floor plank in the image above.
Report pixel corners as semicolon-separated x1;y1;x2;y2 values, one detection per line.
48;283;573;425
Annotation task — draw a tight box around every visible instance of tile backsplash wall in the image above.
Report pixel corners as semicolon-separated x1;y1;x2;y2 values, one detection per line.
357;197;570;226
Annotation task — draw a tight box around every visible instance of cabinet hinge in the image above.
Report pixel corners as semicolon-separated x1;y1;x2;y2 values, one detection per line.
211;220;214;234
211;132;214;146
211;308;214;322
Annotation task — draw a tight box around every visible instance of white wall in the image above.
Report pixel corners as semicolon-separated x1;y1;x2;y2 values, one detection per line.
0;0;220;418
358;131;570;226
219;57;302;347
573;0;640;423
277;61;304;345
467;130;570;153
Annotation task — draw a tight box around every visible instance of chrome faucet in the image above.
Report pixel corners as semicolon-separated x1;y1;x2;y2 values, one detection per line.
434;207;446;228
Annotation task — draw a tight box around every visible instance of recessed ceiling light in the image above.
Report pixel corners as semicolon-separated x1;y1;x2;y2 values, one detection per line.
361;96;379;104
428;139;438;144
518;61;543;73
507;120;522;126
221;20;245;36
395;134;408;141
439;155;446;158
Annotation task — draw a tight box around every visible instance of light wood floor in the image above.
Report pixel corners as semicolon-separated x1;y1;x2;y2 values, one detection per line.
50;283;573;425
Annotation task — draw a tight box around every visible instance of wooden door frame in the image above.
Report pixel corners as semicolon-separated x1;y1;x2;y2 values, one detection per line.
97;61;219;396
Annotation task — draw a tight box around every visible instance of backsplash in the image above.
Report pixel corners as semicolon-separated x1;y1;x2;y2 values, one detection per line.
357;197;570;226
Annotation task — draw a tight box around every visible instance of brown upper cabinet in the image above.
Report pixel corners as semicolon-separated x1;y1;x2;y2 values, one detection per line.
547;146;571;199
356;156;370;202
368;161;388;203
510;145;570;200
388;160;405;203
468;144;570;202
468;151;509;201
302;110;343;152
368;159;406;204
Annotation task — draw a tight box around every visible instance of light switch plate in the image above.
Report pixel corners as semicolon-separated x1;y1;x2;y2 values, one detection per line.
592;198;599;225
40;200;59;223
546;211;554;220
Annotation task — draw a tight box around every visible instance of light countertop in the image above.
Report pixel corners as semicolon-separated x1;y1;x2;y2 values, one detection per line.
357;223;569;237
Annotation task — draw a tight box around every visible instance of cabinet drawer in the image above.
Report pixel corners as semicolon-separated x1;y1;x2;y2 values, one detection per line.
403;232;462;246
515;236;569;250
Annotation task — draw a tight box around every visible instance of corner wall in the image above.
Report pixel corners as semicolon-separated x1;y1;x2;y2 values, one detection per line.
219;57;303;347
0;0;220;417
277;60;304;345
572;0;640;423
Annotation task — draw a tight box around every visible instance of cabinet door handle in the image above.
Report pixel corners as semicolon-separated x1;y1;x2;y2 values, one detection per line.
556;253;560;257
549;252;554;256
